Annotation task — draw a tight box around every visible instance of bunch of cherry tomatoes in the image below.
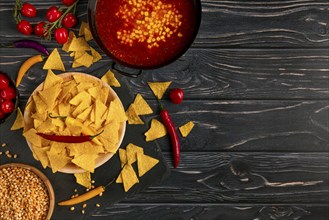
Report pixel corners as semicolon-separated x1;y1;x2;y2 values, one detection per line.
14;0;78;44
0;73;17;121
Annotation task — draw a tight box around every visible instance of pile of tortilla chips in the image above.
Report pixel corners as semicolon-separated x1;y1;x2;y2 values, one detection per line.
125;94;153;124
116;143;159;192
62;21;102;69
23;70;127;175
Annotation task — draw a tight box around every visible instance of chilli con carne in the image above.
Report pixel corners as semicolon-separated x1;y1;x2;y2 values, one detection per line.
95;0;197;68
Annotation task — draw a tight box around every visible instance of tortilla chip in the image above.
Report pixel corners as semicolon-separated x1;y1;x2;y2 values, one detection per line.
94;99;107;126
74;172;91;189
87;86;101;100
100;87;110;104
33;119;43;129
144;119;167;142
126;143;144;164
106;98;127;123
62;31;76;52
68;37;90;52
79;21;88;36
77;82;94;92
49;142;66;155
74;52;94;68
121;164;139;192
70;91;91;106
179;121;195;137
58;103;71;116
101;70;121;87
68;142;104;157
38;84;61;109
147;82;171;99
118;148;127;168
73;74;95;84
72;60;83;68
132;94;153;115
32;146;50;168
43;48;65;71
36;118;57;133
47;151;71;173
77;105;93;121
116;173;123;183
10;108;24;130
126;104;144;124
84;26;93;41
90;47;102;63
43;70;63;90
23;128;42;147
137;152;159;177
72;154;98;173
72;100;90;117
51;118;65;131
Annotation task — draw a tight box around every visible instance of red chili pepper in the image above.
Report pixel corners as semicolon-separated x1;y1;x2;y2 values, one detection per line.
160;109;180;168
37;130;103;143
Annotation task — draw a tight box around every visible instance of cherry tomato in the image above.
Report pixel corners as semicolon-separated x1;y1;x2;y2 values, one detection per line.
0;97;4;104
17;20;33;35
0;74;10;89
1;100;15;114
34;21;46;37
46;6;62;22
0;109;5;120
62;13;77;28
54;28;68;44
62;0;77;6
170;88;184;104
1;87;16;100
21;2;37;18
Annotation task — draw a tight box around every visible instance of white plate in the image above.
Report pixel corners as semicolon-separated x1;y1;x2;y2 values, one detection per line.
24;72;126;174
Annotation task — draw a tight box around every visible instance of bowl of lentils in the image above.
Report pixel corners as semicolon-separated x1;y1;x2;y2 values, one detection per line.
0;163;55;220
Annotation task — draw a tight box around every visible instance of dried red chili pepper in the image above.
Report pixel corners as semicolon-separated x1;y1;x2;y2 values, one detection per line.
160;108;180;168
37;130;103;143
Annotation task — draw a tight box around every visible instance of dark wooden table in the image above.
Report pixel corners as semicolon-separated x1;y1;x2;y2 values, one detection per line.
1;0;329;219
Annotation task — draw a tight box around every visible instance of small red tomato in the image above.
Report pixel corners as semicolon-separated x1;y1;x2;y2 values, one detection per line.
21;3;37;18
46;6;62;22
1;100;15;114
1;87;16;100
170;88;184;104
62;13;77;28
0;97;5;104
34;21;46;37
62;0;77;6
54;28;68;44
0;109;5;120
0;74;10;89
17;20;33;35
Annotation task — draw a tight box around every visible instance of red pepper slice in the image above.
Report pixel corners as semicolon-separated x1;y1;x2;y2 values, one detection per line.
160;109;180;168
37;130;104;143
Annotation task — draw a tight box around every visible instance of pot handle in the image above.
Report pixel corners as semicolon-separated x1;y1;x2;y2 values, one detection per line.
111;62;142;78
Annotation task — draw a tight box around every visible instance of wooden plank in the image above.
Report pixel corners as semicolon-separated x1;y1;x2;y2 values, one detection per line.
142;100;329;152
123;152;329;203
91;204;329;220
1;48;328;100
1;0;328;48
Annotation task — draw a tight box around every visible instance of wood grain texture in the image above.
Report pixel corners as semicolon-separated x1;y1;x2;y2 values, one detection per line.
123;152;329;203
142;100;329;152
91;204;329;220
0;0;328;48
0;0;328;219
1;48;328;100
